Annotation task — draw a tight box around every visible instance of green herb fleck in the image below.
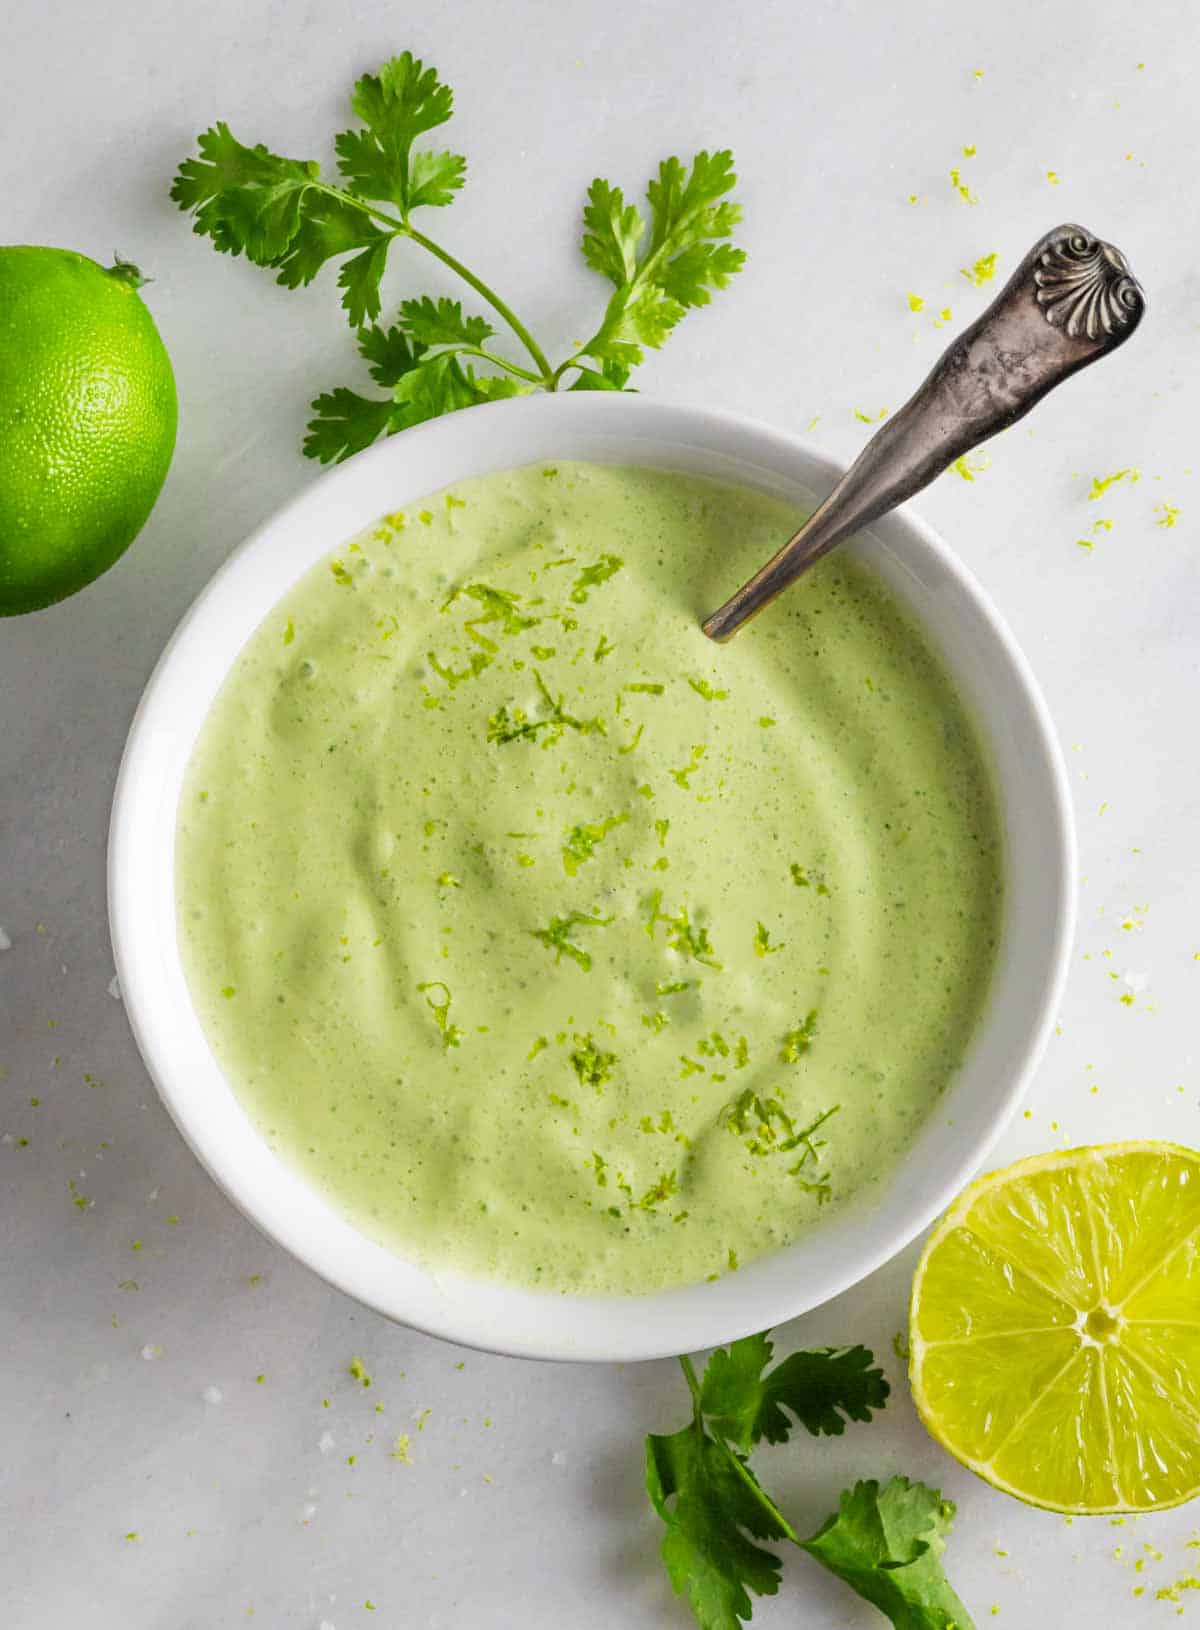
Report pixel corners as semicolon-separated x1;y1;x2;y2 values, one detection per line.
724;1094;838;1191
570;554;624;603
635;1169;679;1211
645;889;722;969
429;648;491;688
444;581;538;649
570;1033;617;1092
668;743;706;789
686;676;728;701
488;670;605;745
529;909;615;971
283;617;295;645
349;1356;372;1388
562;812;629;875
329;558;355;586
780;1010;819;1063
593;633;616;662
416;980;463;1048
754;922;783;957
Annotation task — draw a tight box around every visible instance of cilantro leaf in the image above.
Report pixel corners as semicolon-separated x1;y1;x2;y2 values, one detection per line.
273;193;385;289
303;389;394;464
576;149;746;377
700;1333;890;1451
391;353;527;433
171;122;321;263
582;177;645;285
177;61;744;460
801;1478;975;1630
336;53;465;217
172;122;394;321
337;236;392;326
568;360;633;391
647;1338;972;1630
356;323;427;387
399;295;495;348
408;149;469;211
646;1426;785;1630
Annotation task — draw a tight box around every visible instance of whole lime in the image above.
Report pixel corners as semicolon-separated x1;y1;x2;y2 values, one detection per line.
0;247;178;616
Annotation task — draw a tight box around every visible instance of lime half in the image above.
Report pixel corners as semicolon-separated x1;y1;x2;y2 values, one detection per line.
909;1142;1200;1514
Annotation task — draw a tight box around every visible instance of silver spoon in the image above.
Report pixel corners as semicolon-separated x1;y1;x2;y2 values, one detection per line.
701;223;1146;643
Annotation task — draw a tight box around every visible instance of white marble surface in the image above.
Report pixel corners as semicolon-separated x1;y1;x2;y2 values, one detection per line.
3;1;1199;1625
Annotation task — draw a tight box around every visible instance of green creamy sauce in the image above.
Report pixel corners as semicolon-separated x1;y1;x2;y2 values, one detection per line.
177;463;1003;1295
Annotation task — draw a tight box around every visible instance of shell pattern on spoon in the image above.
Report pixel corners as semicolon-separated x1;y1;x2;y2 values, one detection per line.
701;223;1146;643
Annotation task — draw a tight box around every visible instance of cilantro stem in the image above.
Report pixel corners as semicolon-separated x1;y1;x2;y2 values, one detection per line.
309;182;556;385
679;1353;703;1412
716;1434;803;1544
439;343;544;385
405;225;556;384
679;1350;803;1544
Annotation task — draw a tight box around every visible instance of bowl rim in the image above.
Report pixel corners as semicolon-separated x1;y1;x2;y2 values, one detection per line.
108;391;1076;1361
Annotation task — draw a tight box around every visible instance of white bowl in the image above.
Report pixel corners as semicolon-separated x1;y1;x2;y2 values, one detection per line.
109;393;1074;1362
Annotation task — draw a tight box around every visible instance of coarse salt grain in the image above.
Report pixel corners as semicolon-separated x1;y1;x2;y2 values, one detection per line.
318;1431;335;1454
108;975;122;1000
141;1344;162;1361
202;1385;223;1405
0;927;11;951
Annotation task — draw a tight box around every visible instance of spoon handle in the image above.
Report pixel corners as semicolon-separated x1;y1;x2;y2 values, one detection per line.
702;223;1146;643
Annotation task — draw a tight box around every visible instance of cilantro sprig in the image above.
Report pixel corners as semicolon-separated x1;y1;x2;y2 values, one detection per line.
173;53;746;462
647;1331;973;1630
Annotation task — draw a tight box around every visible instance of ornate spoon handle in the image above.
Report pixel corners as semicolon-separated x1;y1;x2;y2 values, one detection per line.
702;223;1146;642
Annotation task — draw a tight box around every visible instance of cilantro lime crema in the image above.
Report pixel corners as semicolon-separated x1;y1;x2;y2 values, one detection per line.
176;463;1003;1295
